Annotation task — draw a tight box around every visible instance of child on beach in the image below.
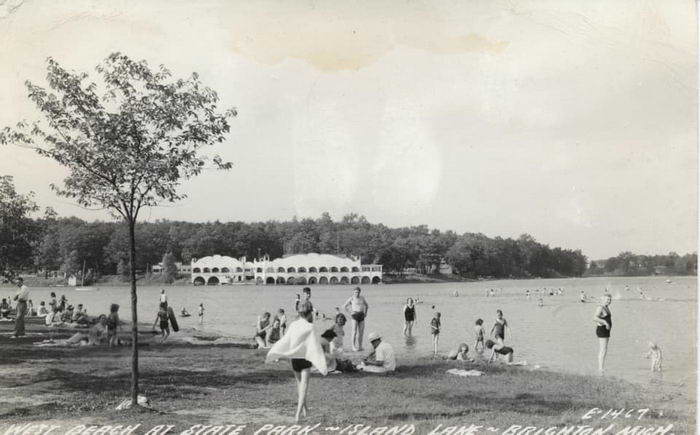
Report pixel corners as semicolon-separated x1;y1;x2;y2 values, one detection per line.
474;319;485;353
490;309;509;344
485;339;514;364
198;303;204;324
430;312;441;357
254;312;272;348
447;343;472;361
107;303;121;347
38;301;49;316
267;318;282;346
275;308;287;335
645;342;662;372
152;302;170;343
332;310;346;352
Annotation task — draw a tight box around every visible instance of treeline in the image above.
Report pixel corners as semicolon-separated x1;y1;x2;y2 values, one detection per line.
27;212;588;280
588;251;697;277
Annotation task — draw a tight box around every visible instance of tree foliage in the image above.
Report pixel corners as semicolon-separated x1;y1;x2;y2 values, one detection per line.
162;252;177;284
0;53;235;405
0;176;40;279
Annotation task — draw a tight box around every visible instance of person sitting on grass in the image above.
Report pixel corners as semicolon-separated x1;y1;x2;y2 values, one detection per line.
61;305;74;323
0;298;10;318
358;332;396;373
45;306;64;327
37;301;49;316
73;304;89;324
485;339;514;364
152;302;170;343
267;317;282;347
447;343;473;361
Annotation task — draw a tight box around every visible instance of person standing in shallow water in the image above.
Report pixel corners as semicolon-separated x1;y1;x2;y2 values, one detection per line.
594;294;612;374
344;287;369;351
403;298;416;336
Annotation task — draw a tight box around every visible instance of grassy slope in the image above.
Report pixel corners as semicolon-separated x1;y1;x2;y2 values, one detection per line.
0;334;692;434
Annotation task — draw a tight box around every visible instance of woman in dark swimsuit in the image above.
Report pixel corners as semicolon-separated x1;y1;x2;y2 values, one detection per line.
490;309;509;344
594;294;612;373
403;298;416;336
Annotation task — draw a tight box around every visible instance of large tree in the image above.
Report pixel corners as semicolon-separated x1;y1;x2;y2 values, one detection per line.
1;53;235;406
0;176;40;280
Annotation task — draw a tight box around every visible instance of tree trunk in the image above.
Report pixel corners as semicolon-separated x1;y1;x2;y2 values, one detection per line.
128;217;139;406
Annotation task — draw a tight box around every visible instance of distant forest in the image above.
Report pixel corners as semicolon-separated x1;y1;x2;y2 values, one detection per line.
16;212;695;281
19;212;590;280
588;252;697;277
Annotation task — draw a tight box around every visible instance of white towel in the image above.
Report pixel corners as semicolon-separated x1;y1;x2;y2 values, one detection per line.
446;368;484;377
266;318;328;375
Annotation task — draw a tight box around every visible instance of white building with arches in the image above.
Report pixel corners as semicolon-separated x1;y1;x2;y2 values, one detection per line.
252;253;382;285
191;255;255;285
191;253;382;285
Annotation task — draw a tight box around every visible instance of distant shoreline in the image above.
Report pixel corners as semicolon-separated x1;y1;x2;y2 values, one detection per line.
1;273;692;289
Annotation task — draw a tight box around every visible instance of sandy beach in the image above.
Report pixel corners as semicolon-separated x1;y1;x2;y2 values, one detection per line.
0;325;692;435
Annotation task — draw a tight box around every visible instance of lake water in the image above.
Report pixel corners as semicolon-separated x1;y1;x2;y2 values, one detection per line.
7;276;696;392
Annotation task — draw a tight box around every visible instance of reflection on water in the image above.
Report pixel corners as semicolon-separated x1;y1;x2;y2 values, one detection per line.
6;276;695;394
403;334;418;350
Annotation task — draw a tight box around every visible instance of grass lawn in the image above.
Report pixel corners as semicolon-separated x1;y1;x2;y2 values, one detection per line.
0;333;692;434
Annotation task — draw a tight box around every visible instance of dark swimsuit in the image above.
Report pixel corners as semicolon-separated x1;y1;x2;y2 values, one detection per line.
291;358;312;372
495;346;513;355
595;307;611;338
158;311;169;330
256;319;270;339
493;321;505;340
351;311;365;322
404;306;415;322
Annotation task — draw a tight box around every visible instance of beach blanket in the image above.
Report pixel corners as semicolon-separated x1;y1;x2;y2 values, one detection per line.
446;368;485;377
266;318;328;375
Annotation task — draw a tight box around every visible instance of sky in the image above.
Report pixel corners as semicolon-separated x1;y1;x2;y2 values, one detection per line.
0;0;696;260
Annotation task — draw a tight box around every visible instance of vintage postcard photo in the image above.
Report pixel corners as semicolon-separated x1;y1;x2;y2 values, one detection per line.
0;1;696;434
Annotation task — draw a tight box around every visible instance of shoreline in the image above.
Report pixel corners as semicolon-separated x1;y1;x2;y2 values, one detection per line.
2;273;692;289
0;327;693;433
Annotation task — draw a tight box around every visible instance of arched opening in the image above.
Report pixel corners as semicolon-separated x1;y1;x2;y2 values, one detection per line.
372;276;381;284
319;267;328;273
308;276;317;284
287;267;296;273
221;267;230;273
297;267;307;273
319;276;328;285
266;277;275;284
287;277;296;285
203;267;211;273
309;267;318;273
351;266;360;272
236;267;243;273
212;267;220;273
340;276;349;284
330;267;339;272
193;268;201;273
193;276;205;285
297;277;307;285
277;267;286;273
361;276;371;284
276;277;286;284
351;276;360;284
256;267;263;273
255;277;263;285
207;276;220;285
330;276;339;284
266;267;274;273
340;266;349;272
